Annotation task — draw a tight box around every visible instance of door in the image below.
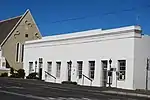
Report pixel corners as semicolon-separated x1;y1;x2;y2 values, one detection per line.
39;58;43;80
39;68;42;80
67;62;72;81
101;60;108;87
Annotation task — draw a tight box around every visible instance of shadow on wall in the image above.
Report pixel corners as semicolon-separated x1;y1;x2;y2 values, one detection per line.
6;59;10;68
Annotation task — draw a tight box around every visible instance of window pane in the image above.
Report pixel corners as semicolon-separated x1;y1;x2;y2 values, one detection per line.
47;62;52;74
102;61;107;69
118;60;126;80
120;67;126;70
39;58;43;63
29;62;33;73
77;61;83;79
56;62;61;78
21;44;24;62
91;72;94;79
90;66;95;70
89;61;95;79
16;43;20;62
119;60;126;66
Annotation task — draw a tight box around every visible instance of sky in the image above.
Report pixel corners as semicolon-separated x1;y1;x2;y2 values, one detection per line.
0;0;150;36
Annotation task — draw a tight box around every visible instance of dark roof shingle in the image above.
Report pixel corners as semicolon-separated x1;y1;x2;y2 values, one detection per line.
0;16;22;44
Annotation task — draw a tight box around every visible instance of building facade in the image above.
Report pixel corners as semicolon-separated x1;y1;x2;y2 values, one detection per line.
0;9;42;70
23;25;150;90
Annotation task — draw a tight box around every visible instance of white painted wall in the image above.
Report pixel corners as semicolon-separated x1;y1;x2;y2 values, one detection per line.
24;26;146;90
134;35;150;90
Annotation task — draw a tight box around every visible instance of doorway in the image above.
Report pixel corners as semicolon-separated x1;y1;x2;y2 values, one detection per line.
39;68;42;80
39;58;43;80
67;61;72;81
101;60;108;87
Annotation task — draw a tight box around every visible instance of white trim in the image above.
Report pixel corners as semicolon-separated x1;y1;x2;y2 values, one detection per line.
25;25;141;45
25;36;140;49
0;15;22;23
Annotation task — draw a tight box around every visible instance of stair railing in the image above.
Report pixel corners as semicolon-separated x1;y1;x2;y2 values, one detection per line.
82;74;93;86
45;71;56;82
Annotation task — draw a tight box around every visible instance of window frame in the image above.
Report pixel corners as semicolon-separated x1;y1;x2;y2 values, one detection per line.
21;44;24;62
16;43;20;62
25;34;28;38
47;62;52;74
56;62;61;78
89;61;95;79
38;58;43;69
118;60;126;81
29;62;33;73
77;61;83;79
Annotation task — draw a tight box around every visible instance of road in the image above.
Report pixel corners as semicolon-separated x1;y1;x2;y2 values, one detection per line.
0;78;147;100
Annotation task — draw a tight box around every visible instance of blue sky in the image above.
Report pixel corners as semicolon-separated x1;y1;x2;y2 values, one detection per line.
0;0;150;36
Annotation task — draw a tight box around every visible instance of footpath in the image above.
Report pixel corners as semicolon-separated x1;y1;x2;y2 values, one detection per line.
100;87;150;99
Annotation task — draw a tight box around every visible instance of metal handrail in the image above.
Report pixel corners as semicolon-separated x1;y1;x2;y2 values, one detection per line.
45;71;56;82
82;74;93;86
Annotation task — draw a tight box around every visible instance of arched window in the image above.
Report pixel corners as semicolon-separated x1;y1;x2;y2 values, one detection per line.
16;43;20;62
21;44;24;62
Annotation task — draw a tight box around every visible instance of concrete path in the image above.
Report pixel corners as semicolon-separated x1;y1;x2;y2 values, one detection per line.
102;90;150;98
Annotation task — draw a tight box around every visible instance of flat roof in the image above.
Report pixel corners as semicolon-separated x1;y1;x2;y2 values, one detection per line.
26;25;141;44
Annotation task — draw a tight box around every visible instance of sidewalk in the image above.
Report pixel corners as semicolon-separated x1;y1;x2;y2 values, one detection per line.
100;88;150;99
102;90;150;98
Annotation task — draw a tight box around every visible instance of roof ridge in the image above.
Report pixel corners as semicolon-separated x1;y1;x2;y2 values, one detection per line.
0;15;22;23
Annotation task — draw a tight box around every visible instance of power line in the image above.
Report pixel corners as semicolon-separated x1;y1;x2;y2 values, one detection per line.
49;4;150;24
17;4;150;27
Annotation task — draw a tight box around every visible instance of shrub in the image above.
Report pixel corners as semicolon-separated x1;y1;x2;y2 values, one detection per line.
9;69;25;78
0;73;8;77
26;73;39;79
17;69;25;78
10;73;20;78
61;81;77;85
10;67;14;74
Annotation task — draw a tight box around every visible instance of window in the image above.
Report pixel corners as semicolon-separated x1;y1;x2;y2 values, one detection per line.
21;44;24;62
102;60;107;70
39;58;43;68
89;61;95;79
67;61;72;81
47;62;52;74
16;43;20;62
29;62;33;73
118;60;126;80
25;34;28;38
2;62;6;67
56;62;61;78
77;61;83;79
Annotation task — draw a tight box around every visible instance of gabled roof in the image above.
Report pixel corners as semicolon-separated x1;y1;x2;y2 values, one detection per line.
0;16;22;44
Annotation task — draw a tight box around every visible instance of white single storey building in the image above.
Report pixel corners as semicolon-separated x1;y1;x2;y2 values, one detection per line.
23;25;150;90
